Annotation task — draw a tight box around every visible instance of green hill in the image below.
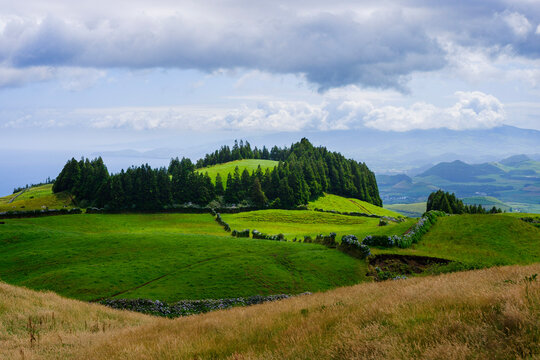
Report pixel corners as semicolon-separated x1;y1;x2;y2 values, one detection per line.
0;184;73;212
196;159;279;185
376;214;540;267
384;202;426;217
462;196;512;212
0;213;368;302
221;209;414;240
307;193;402;217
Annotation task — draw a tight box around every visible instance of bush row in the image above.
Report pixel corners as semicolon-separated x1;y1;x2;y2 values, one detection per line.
361;211;446;249
313;208;402;222
232;229;250;237
338;234;372;259
0;208;82;219
252;230;286;241
214;213;231;232
100;293;308;318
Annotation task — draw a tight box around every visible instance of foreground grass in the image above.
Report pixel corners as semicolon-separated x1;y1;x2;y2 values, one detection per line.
307;193;402;217
196;159;279;185
1;264;538;359
0;184;72;212
221;209;415;240
0;214;367;302
374;214;540;267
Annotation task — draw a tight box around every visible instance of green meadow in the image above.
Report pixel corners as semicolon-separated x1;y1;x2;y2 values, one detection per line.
374;214;540;267
196;159;279;185
0;213;368;302
221;209;415;240
307;193;402;217
0;184;72;212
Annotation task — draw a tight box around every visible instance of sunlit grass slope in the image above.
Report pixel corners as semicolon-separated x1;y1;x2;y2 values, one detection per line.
375;214;540;267
222;209;415;240
384;202;426;217
0;184;73;212
307;193;402;217
0;214;368;302
2;264;538;359
196;159;279;185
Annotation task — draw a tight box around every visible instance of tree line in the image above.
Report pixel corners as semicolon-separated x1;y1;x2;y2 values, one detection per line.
52;138;382;210
426;190;502;214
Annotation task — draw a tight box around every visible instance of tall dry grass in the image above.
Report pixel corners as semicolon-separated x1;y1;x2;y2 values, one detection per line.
2;264;539;359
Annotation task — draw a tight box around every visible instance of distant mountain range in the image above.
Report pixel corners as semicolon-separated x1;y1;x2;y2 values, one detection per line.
376;154;540;213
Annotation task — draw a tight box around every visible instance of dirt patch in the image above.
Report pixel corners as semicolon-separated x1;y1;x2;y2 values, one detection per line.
368;254;452;281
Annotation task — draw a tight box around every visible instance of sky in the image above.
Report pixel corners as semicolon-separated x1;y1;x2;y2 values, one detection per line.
0;0;539;155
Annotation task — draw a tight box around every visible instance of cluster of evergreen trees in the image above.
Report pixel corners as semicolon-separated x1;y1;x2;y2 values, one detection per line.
426;190;502;214
52;138;382;210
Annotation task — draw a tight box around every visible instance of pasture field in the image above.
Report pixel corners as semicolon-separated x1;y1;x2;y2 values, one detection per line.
221;209;415;240
1;263;538;359
374;214;540;267
0;214;368;302
384;202;426;217
196;159;279;185
307;193;402;217
0;184;72;212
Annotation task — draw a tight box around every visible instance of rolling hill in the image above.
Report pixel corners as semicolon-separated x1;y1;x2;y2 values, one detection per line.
0;214;369;302
196;159;279;185
1;263;538;359
0;184;73;212
377;155;540;213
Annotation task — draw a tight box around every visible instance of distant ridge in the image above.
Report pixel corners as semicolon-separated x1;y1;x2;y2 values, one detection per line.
417;160;503;182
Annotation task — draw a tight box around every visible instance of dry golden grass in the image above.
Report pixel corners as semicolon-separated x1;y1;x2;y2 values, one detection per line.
2;264;539;359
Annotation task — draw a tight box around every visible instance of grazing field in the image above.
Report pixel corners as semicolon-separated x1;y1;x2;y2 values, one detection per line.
0;184;72;212
375;214;540;267
2;263;538;359
384;202;426;217
0;214;368;302
221;209;415;240
307;193;402;217
196;159;279;185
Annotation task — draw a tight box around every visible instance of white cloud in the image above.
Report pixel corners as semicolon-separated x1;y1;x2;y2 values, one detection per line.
502;11;532;37
1;90;506;132
536;24;540;35
364;91;505;131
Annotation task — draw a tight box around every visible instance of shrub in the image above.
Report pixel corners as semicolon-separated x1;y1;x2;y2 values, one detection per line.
339;235;371;259
315;232;338;248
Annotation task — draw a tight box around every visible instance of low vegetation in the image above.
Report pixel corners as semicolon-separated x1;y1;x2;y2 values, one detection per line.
307;193;401;217
221;210;416;241
1;264;538;359
0;214;368;302
0;184;73;212
376;214;540;267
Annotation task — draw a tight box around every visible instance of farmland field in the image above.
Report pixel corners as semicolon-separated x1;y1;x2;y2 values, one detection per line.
0;213;368;302
221;209;415;240
307;193;402;217
374;214;540;267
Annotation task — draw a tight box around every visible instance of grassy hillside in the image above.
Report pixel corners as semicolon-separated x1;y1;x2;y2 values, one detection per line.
221;210;415;240
384;202;426;217
462;195;512;211
307;193;401;217
0;184;73;212
2;264;538;359
375;214;540;267
0;214;368;302
196;159;279;185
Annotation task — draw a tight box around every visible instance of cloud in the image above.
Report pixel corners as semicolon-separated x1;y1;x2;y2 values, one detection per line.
502;11;532;37
363;91;505;131
1;90;506;132
0;1;538;90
